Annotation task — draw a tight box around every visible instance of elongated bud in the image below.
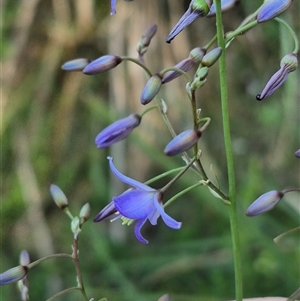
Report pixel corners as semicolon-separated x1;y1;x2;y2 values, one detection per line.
0;266;28;286
19;251;30;267
95;114;141;148
50;184;68;209
136;24;157;55
140;73;162;105
164;129;202;156
256;53;297;100
201;47;222;67
61;58;90;71
79;203;91;224
207;0;240;17
166;0;211;43
83;55;122;75
295;149;300;158
246;190;284;216
257;0;293;23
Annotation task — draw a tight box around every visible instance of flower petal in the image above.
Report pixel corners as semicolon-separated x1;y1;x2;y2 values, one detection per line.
134;218;149;244
108;157;154;191
93;201;117;222
154;199;182;229
114;190;156;219
147;208;160;225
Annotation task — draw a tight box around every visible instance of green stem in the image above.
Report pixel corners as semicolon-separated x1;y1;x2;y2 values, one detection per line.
45;287;82;301
214;1;242;300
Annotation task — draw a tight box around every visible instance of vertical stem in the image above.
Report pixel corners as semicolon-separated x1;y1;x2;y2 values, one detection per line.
213;1;243;300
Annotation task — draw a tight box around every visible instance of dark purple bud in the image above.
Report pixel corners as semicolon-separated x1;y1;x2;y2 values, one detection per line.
246;190;284;216
256;53;297;100
295;149;300;158
136;24;158;55
166;0;211;43
201;47;222;67
61;58;90;71
164;129;202;156
95;114;141;148
257;0;293;23
0;266;28;286
140;74;163;105
207;0;240;17
83;55;122;75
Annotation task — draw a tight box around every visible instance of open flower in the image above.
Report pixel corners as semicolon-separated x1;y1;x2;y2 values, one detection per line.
94;157;182;244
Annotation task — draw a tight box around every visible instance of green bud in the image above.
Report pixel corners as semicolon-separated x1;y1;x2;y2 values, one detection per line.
189;47;206;64
201;47;222;67
196;66;209;80
50;184;68;210
79;203;91;225
140;73;163;105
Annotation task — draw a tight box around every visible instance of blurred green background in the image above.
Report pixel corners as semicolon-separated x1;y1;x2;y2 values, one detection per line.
1;0;299;300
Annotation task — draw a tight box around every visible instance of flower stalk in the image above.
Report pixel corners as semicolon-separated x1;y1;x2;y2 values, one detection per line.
214;0;242;300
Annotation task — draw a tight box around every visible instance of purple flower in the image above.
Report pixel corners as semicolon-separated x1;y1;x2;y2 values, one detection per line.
256;53;298;100
166;0;211;43
94;157;182;244
83;55;122;75
111;0;117;15
164;129;202;156
207;0;240;17
257;0;293;23
246;190;284;216
95;114;141;148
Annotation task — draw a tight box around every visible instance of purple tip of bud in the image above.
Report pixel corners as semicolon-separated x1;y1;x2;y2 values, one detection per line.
83;55;122;75
0;266;28;286
61;58;90;71
19;250;30;266
246;190;284;216
295;149;300;158
164;129;202;156
95;114;141;148
256;54;297;100
207;0;240;17
257;0;293;23
166;1;211;43
110;0;117;15
140;74;162;105
162;58;195;84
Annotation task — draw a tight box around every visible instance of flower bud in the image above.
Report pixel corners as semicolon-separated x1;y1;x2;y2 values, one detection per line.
61;58;90;71
295;149;300;158
246;190;284;216
201;47;222;67
157;294;170;301
207;0;240;17
189;47;206;63
83;55;122;75
136;24;157;55
162;58;194;84
0;266;28;286
19;250;30;267
257;0;293;23
79;203;91;224
166;0;211;43
140;74;162;105
164;129;202;156
50;184;68;210
256;53;298;100
95;114;141;148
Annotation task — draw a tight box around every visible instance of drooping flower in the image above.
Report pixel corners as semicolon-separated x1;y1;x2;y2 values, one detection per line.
166;0;212;43
164;129;202;156
256;53;298;100
257;0;293;23
94;157;182;244
95;114;141;148
246;190;284;216
83;55;123;75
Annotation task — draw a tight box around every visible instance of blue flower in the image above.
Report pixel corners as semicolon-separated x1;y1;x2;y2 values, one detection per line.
94;157;182;244
111;0;117;15
95;114;141;148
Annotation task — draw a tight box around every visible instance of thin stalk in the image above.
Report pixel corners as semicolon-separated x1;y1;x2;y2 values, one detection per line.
214;0;243;300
